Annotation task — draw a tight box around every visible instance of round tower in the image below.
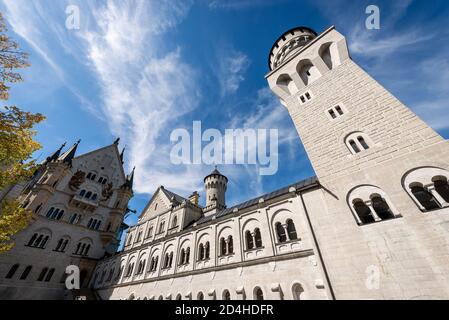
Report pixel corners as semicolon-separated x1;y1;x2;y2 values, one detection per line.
204;168;228;210
268;26;317;71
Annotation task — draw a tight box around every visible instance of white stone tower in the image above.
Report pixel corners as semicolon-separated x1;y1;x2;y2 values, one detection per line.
266;25;449;299
203;168;228;215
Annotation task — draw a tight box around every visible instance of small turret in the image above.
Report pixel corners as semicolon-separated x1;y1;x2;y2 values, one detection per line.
58;140;81;165
121;166;135;191
204;167;228;211
43;142;66;165
120;146;126;164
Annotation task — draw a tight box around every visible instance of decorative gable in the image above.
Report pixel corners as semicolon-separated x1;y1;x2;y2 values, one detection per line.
139;188;173;221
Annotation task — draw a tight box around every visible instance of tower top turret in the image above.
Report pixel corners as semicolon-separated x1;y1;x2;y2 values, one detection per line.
268;26;317;71
204;166;228;183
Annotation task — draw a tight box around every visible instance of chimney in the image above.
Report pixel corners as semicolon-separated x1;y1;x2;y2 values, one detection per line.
188;191;199;205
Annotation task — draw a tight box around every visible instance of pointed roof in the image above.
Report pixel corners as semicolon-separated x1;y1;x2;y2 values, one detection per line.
160;186;188;204
43;142;66;164
120;146;126;164
121;166;135;191
58;140;81;165
204;166;228;182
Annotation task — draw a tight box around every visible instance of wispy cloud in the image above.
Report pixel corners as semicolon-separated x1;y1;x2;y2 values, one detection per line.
77;1;203;194
207;0;285;10
216;49;250;97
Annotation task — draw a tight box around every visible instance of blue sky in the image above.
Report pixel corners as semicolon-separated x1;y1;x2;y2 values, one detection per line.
1;0;449;228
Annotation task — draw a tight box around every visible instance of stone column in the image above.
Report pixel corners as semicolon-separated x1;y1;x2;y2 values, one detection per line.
426;184;448;207
365;200;381;222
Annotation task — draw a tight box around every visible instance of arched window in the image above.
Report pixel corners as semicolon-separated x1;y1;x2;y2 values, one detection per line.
186;247;190;264
276;222;287;243
154;256;159;271
159;221;165;233
228;236;234;254
169;252;174;268
44;268;55;282
176;294;182;300
158;295;164;300
205;242;210;259
254;287;264;300
246;230;254;250
20;266;32;280
254;228;263;248
371;196;395;220
5;264;19;279
91;194;98;201
180;249;186;265
223;290;231;300
353;199;375;224
172;216;178;228
27;233;37;246
220;237;226;256
37;267;48;281
292;283;304;300
434;177;449;203
276;74;298;96
197;292;204;300
164;253;170;269
296;59;321;86
410;184;440;211
46;207;54;218
286;219;298;240
198;243;205;261
85;191;92;199
69;213;79;224
147;226;153;238
319;43;333;70
79;190;86;197
345;132;372;154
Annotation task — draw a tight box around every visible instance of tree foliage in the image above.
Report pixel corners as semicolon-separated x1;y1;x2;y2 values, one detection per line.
0;12;45;253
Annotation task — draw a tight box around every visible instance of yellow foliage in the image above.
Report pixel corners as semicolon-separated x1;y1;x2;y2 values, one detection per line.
0;199;32;253
0;11;45;253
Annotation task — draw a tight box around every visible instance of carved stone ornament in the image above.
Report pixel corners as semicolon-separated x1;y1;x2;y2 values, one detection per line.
68;170;86;191
101;182;114;201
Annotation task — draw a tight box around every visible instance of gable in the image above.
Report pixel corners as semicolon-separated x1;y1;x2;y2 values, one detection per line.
139;188;173;221
71;144;126;189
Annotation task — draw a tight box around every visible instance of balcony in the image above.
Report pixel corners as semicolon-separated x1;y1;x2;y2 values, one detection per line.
69;194;98;212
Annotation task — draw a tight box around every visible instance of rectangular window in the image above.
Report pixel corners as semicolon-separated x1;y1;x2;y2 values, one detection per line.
335;105;344;115
329;110;336;119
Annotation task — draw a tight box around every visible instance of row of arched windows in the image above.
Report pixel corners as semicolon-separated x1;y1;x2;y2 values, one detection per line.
27;233;50;249
125;283;305;300
87;218;102;230
74;242;91;256
275;42;340;98
86;171;108;185
350;169;449;225
45;207;64;220
5;264;55;283
79;189;98;201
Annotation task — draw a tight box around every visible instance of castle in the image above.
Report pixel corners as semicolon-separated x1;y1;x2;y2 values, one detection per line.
2;24;449;300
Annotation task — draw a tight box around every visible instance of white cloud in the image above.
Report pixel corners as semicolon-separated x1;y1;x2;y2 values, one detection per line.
76;1;204;195
217;49;250;97
208;0;284;10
